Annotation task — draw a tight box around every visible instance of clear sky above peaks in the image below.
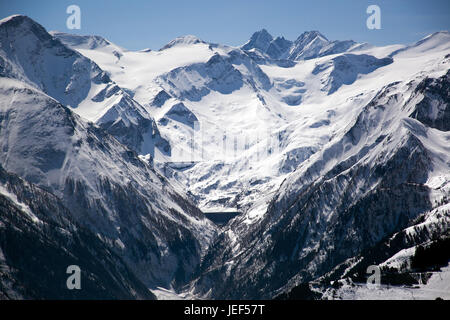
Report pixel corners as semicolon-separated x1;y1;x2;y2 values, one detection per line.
1;0;449;51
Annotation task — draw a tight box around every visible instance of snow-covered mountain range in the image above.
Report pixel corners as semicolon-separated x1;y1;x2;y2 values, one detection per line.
0;15;216;297
0;14;449;299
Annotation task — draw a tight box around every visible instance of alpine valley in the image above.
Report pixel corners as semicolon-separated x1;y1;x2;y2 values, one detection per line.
0;14;449;299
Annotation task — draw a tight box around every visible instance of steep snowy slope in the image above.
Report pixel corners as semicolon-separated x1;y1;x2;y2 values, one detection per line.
313;201;450;300
0;75;217;290
0;165;156;299
192;61;450;298
0;15;169;157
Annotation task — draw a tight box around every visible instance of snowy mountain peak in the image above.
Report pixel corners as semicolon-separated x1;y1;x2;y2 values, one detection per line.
422;30;450;39
241;29;360;61
294;30;328;43
242;29;274;52
0;14;171;157
389;30;450;58
159;35;206;50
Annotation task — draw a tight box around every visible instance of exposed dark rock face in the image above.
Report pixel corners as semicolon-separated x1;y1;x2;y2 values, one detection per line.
0;166;156;300
410;70;450;131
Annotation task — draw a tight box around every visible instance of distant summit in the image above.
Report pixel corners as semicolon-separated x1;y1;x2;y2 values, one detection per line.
241;29;360;60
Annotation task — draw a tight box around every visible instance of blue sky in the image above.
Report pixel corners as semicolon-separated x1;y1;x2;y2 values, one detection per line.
1;0;449;50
